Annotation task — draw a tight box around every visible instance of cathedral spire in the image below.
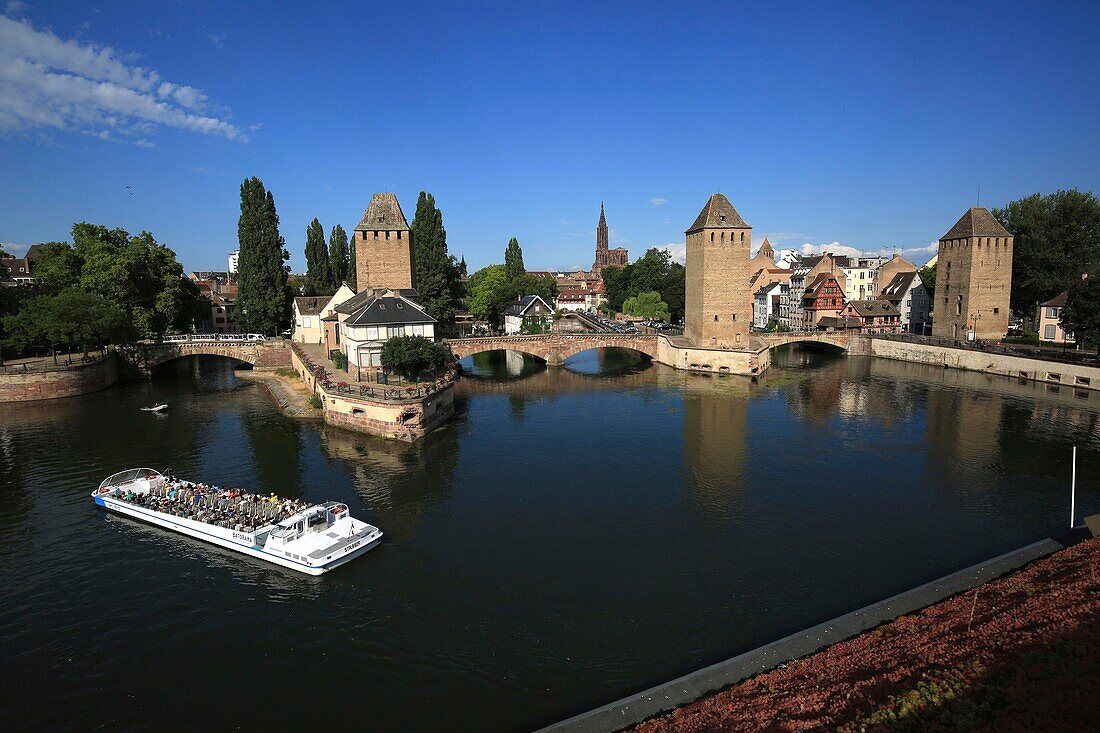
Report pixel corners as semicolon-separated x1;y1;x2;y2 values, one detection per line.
596;202;608;252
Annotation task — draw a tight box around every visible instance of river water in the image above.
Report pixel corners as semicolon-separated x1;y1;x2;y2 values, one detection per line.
2;346;1098;731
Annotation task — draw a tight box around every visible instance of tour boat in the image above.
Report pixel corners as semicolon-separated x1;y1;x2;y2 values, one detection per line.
91;468;383;575
140;403;168;412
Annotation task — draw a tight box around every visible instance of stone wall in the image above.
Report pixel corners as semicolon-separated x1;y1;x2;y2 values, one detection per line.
869;338;1100;391
0;356;118;403
656;336;770;376
291;343;454;441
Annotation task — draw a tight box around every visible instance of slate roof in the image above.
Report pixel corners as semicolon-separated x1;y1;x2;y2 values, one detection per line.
355;193;410;232
941;207;1011;240
293;296;327;316
845;299;900;317
505;294;553;317
335;287;421;315
687;193;750;232
343;293;436;327
805;272;839;293
878;271;918;301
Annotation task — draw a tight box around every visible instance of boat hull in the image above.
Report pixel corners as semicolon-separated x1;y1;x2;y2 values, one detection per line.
96;496;380;575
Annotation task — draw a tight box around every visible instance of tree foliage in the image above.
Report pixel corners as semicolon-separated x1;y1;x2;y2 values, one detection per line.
328;224;350;288
3;288;129;362
602;248;685;322
467;264;511;331
380;334;447;381
303;218;332;295
622;290;671;321
16;225;199;340
504;237;525;283
993;189;1100;312
1061;276;1100;348
347;225;358;290
918;264;936;302
410;192;463;325
236;177;289;334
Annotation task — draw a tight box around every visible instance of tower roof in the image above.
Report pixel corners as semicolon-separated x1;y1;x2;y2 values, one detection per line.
598;202;607;227
687;193;750;233
941;207;1010;240
355;193;410;231
759;237;774;256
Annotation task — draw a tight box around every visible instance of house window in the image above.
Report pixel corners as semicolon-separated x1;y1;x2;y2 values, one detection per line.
993;307;999;314
731;314;736;321
302;316;312;328
1045;324;1057;339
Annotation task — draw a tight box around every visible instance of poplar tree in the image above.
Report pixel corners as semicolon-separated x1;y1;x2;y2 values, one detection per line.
328;224;350;288
504;237;525;282
303;218;331;295
410;191;462;325
347;226;357;291
236;177;289;334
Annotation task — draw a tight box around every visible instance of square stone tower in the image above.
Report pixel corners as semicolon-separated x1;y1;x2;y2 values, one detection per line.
931;207;1013;341
353;193;414;293
685;193;752;348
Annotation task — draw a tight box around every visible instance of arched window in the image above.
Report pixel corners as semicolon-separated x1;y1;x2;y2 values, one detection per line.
956;295;962;316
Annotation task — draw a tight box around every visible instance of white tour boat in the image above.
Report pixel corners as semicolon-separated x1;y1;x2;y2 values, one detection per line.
92;468;382;575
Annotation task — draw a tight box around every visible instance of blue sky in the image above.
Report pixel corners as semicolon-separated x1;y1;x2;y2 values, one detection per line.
1;1;1098;273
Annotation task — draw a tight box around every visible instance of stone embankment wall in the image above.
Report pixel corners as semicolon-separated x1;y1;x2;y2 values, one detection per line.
869;338;1100;391
655;336;770;376
0;356;118;403
289;345;452;441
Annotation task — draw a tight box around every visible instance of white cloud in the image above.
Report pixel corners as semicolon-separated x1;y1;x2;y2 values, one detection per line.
650;197;668;206
134;138;154;148
799;242;863;259
661;243;686;265
206;31;227;49
557;220;574;227
4;1;29;17
0;16;245;143
2;241;29;256
608;228;628;244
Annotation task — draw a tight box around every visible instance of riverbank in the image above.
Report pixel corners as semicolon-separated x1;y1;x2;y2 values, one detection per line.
626;533;1100;732
235;368;322;419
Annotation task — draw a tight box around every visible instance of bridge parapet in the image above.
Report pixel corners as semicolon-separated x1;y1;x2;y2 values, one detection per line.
444;333;658;365
114;338;291;378
759;331;852;351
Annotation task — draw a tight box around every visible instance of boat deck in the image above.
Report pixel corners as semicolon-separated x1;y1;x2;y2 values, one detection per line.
115;482;312;534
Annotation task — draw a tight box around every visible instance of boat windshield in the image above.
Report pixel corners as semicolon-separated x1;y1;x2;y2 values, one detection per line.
98;468;163;490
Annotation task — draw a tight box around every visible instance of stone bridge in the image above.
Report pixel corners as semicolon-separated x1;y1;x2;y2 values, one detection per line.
444;333;659;366
759;331;853;351
114;339;292;378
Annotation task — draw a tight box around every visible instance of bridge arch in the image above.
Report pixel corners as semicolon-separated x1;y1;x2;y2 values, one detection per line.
445;334;659;367
760;333;851;353
114;339;291;378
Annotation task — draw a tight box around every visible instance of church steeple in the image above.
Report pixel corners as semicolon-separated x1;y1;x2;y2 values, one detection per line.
596;202;608;252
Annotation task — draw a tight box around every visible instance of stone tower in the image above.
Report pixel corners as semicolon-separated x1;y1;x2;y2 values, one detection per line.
353;193;414;293
931;207;1013;341
758;237;774;261
592;203;628;273
685;193;752;348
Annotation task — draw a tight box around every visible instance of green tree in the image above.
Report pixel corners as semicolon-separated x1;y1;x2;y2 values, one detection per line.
468;264;512;331
71;223;198;338
517;273;558;302
303;218;331;295
3;289;129;363
622;290;671;321
24;241;80;296
236;177;289;334
504;237;525;284
328;224;350;287
380;334;447;381
1061;276;1100;348
410;192;463;325
347;226;358;290
918;263;936;301
994;189;1100;312
663;261;686;323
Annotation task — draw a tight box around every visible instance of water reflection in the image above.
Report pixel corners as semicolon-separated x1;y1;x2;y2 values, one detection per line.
320;425;457;540
460;350;546;380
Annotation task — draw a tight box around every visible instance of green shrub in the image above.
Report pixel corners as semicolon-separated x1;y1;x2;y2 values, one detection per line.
330;350;348;370
274;367;297;378
308;393;322;409
381;335;446;381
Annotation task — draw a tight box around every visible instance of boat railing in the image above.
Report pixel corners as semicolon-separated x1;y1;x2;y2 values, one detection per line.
98;468;163;490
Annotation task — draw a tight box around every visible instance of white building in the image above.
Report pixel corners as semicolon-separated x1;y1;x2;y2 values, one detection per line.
504;295;555;334
228;250;239;274
839;257;887;302
292;284;355;344
334;288;437;379
775;249;800;270
877;271;931;333
753;281;786;330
